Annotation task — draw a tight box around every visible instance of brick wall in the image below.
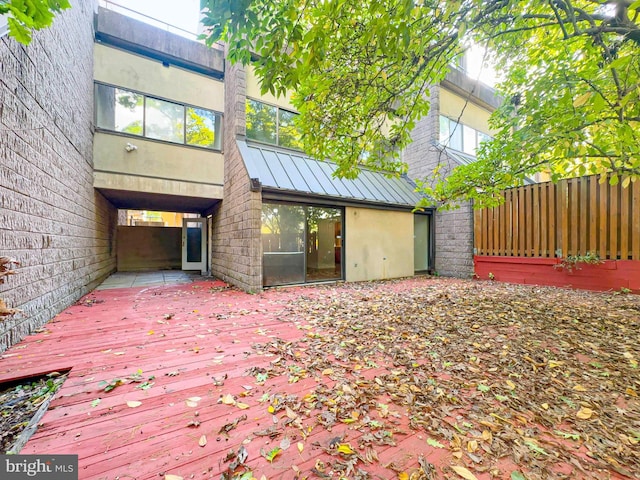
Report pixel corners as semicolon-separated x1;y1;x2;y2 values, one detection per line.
210;60;262;292
0;0;117;352
402;84;475;278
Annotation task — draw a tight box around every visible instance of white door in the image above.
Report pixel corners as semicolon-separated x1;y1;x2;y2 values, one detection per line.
182;218;207;273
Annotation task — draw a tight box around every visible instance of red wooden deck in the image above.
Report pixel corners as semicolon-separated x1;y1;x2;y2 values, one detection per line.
0;278;634;480
1;280;448;479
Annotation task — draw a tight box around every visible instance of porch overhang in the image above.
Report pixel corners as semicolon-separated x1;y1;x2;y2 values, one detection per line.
237;140;429;211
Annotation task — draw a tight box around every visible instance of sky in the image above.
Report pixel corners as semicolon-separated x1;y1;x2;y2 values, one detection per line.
110;0;202;36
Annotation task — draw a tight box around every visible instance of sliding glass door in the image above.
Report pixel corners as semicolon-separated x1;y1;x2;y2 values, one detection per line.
306;207;342;282
262;203;343;286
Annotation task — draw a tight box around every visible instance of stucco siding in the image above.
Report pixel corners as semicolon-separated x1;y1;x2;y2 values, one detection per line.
345;208;414;282
94;43;224;112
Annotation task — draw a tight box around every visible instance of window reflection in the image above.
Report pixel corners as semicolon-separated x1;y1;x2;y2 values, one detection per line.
439;115;492;155
94;83;222;150
262;204;305;285
278;109;302;149
186;107;221;150
145;97;184;143
246;99;302;149
262;203;343;286
246;99;277;144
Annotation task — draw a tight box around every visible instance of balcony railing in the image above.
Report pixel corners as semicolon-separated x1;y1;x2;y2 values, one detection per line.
98;0;201;42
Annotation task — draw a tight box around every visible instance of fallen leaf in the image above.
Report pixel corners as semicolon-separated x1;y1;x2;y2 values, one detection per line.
198;435;207;447
220;394;235;405
511;472;527;480
427;438;444;448
398;473;409;480
236;402;250;409
297;442;304;454
165;475;183;480
126;400;142;408
576;407;594;419
451;465;478;480
261;446;282;463
322;368;334;375
573;384;587;392
337;443;355;455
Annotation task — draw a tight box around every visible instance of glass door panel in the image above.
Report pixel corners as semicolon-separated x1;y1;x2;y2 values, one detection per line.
262;204;305;285
414;215;429;272
182;218;206;272
306;207;342;282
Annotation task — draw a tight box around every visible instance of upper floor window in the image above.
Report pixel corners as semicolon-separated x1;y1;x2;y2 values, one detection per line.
94;83;222;151
439;115;492;156
246;98;302;150
0;14;9;39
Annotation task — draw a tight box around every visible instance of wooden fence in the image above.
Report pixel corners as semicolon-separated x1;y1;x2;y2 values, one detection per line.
473;175;640;260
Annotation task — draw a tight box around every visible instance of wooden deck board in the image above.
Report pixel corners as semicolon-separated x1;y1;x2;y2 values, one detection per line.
1;278;630;480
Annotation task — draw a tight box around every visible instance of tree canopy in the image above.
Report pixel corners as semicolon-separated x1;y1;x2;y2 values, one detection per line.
201;0;640;206
0;0;70;44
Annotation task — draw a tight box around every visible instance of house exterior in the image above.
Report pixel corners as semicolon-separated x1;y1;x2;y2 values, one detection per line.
403;68;501;278
0;0;495;351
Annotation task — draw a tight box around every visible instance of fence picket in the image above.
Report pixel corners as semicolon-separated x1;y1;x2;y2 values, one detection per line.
473;174;638;261
599;179;608;259
548;183;556;257
589;176;598;254
632;181;640;260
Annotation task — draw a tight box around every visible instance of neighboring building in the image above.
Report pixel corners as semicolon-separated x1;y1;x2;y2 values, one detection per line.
0;1;497;350
403;68;501;278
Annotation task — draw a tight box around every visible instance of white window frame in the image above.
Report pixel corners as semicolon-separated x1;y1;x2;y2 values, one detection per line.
439;115;492;156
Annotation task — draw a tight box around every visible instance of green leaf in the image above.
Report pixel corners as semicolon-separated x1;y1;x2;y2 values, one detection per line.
261;446;282;463
511;472;527;480
427;438;445;448
477;384;491;393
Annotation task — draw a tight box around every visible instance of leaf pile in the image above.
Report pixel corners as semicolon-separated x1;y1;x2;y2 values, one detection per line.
251;280;639;479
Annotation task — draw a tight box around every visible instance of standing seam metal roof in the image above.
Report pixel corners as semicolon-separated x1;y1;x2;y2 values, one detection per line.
238;140;423;208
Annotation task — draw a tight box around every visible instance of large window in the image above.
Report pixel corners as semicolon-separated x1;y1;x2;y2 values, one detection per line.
262;203;343;286
0;14;9;38
95;83;222;150
439;115;492;156
246;99;302;149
